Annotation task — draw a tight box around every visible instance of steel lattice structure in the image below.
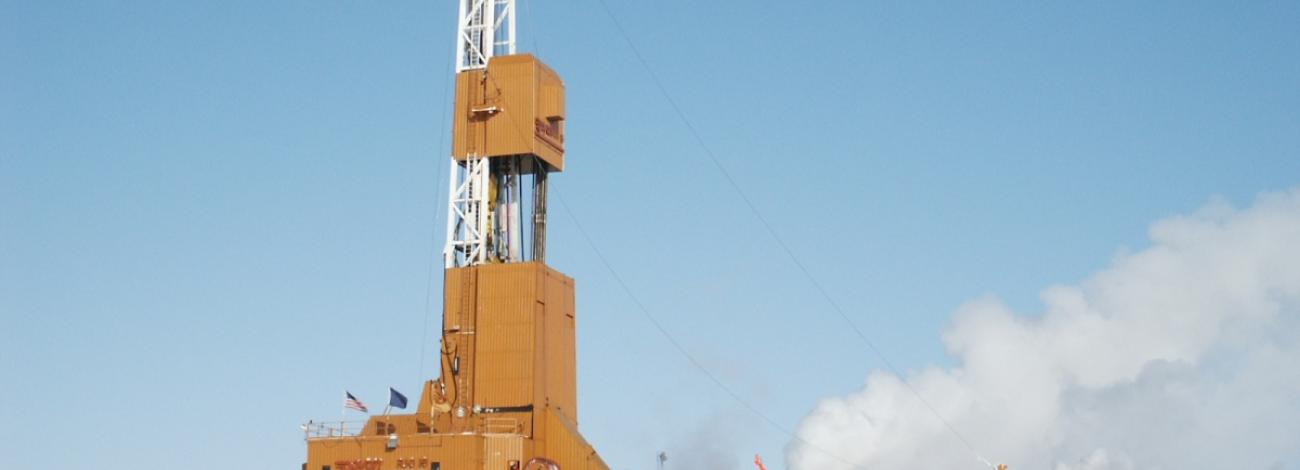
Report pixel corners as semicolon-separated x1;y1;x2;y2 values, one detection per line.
455;0;515;72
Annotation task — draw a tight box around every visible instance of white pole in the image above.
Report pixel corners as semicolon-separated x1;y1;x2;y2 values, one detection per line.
506;0;517;55
443;159;460;268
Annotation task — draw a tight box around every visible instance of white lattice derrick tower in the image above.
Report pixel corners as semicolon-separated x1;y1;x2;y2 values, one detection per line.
456;0;515;72
445;0;565;269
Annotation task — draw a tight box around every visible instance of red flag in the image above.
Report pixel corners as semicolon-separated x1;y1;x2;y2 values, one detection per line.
344;391;369;412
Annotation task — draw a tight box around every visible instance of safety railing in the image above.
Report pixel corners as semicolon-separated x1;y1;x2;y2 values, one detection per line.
481;417;519;434
303;417;526;439
300;420;370;439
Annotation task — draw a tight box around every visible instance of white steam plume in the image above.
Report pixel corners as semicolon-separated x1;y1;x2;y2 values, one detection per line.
787;188;1300;470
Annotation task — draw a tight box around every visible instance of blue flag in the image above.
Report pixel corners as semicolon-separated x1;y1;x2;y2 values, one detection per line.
388;387;408;409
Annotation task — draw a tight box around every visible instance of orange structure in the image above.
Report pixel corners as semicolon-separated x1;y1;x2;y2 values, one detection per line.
303;2;605;469
452;54;566;171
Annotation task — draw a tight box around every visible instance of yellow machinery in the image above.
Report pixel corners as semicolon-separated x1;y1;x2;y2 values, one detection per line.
304;2;606;469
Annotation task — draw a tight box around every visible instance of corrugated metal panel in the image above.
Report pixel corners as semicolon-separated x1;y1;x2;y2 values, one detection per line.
306;434;484;470
536;60;564;120
542;268;577;423
442;267;479;433
474;263;538;407
493;55;534;160
450;54;566;171
450;68;487;159
436;264;483;433
542;408;606;470
484;434;524;469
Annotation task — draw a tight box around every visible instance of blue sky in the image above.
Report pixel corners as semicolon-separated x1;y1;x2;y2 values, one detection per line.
2;1;1298;469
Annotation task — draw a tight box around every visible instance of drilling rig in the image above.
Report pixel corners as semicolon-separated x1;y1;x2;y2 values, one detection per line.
304;2;607;469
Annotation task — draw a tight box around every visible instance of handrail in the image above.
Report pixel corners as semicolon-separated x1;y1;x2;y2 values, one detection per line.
303;417;528;440
481;417;519;434
300;420;371;439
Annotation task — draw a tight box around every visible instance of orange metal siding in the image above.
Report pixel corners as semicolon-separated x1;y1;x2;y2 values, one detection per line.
542;409;609;470
484;434;524;469
449;263;578;423
541;268;577;423
451;54;566;171
308;263;606;470
442;267;479;432
306;434;483;470
474;263;538;408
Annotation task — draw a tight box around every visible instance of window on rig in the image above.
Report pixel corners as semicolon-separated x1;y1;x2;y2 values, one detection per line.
430;463;441;470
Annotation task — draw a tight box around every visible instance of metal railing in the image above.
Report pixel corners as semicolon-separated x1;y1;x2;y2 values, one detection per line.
300;420;369;439
481;417;519;434
302;417;526;440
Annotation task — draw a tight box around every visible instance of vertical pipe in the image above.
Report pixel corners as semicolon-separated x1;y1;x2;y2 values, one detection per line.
507;158;523;261
483;0;495;61
490;159;503;262
531;165;547;263
444;159;461;268
506;0;517;55
475;157;490;265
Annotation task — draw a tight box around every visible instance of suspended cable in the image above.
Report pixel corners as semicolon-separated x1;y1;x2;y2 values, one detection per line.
476;47;988;469
475;63;954;469
550;187;870;470
475;68;864;464
586;0;994;467
418;54;457;382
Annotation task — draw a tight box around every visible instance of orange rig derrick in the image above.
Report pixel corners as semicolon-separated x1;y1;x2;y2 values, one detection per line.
302;2;605;470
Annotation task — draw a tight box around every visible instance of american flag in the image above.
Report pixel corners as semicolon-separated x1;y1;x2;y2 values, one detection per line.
344;391;368;412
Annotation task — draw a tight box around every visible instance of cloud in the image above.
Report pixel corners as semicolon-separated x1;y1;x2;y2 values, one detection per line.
787;189;1300;470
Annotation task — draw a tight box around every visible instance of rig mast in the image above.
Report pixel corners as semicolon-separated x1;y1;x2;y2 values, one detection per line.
445;0;556;268
305;2;601;469
455;0;515;72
